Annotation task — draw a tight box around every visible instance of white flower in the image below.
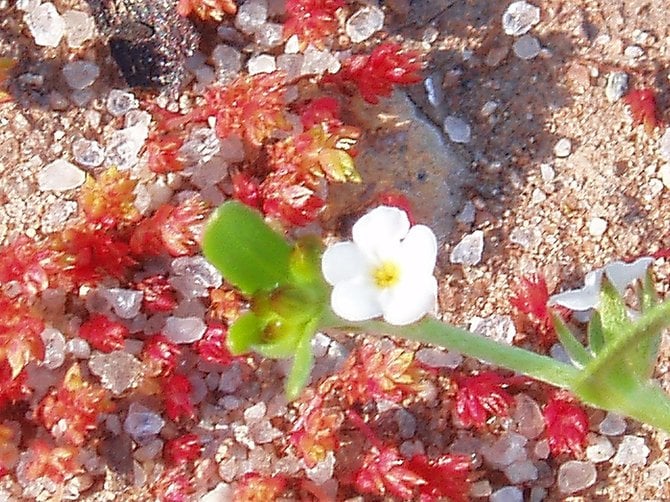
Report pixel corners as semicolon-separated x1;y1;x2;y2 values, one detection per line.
321;206;438;325
548;257;654;311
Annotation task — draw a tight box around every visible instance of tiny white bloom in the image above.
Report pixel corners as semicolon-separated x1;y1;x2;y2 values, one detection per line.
321;206;438;325
548;257;654;311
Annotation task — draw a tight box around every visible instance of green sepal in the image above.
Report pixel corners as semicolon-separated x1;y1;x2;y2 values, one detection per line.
202;201;292;295
252;319;304;359
285;331;315;401
599;277;629;345
552;314;592;368
228;311;264;355
587;311;604;355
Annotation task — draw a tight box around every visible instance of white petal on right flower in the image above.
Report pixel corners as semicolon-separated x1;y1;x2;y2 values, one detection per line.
548;269;603;311
352;206;409;260
330;277;382;322
604;257;654;294
321;242;368;285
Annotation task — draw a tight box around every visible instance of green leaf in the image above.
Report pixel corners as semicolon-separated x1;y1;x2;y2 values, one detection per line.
599;277;630;344
228;312;263;355
553;314;592;368
285;331;315;401
202;201;292;295
587;311;604;354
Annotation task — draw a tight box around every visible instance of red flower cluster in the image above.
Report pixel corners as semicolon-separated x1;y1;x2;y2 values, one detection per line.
22;440;81;484
163;373;196;422
37;364;113;446
79;314;129;353
152;466;195;502
510;274;569;350
624;88;662;133
336;343;431;405
453;371;515;428
283;0;344;48
130;195;209;257
78;167;140;229
194;322;236;366
233;473;288;502
348;410;472;502
290;393;344;467
543;392;589;457
136;275;178;314
165;434;202;465
205;73;290;146
142;334;181;377
330;43;424;104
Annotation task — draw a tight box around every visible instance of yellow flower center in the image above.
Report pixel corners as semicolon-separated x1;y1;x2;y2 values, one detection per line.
372;261;401;288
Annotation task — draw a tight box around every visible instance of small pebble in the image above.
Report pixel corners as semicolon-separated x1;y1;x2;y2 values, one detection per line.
234;0;268;34
646;461;670;487
557;460;597;493
586;434;615;463
123;403;165;439
599;412;626;435
540;163;555;182
470;315;517;344
605;72;628;102
415;348;462;369
163;316;207;344
612;435;650;466
62;10;95;48
513;35;541;59
588;217;608;237
106;90;138;117
504;459;538;484
443;115;472;143
25;2;65;47
481;100;498;117
37;159;86;191
88;350;143;395
554;138;572;157
502;1;540;36
658;163;670;189
450;230;484;265
514;394;544;439
301;45;340;76
40;327;66;369
658;129;670;161
624;45;644;59
490;486;523;502
255;22;283;48
72;138;105;168
62;61;100;90
345;6;385;43
247;54;276;75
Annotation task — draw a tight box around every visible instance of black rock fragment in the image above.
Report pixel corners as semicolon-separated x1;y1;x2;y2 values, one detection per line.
86;0;199;90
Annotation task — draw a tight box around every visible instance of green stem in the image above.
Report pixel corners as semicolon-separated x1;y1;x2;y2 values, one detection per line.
321;312;580;390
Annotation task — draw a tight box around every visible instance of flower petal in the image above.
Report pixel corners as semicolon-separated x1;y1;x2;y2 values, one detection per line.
604;257;653;294
352;206;409;260
331;277;382;322
398;224;437;276
548;270;603;311
321;242;368;285
379;274;437;325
